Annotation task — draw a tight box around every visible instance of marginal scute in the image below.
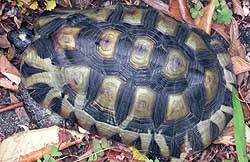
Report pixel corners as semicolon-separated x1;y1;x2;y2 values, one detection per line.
93;76;122;114
197;120;211;147
154;133;170;157
220;105;233;115
95;121;119;138
122;8;144;25
166;94;190;121
129;37;155;69
54;27;82;50
97;29;121;60
217;53;231;67
128;86;156;120
140;132;153;152
185;32;208;52
223;69;236;84
120;129;139;144
156;13;178;36
225;82;233;92
210;109;226;132
204;70;219;104
60;97;96;130
162;49;188;79
81;8;114;22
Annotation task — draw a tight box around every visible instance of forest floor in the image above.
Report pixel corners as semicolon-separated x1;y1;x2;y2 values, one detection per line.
0;0;250;161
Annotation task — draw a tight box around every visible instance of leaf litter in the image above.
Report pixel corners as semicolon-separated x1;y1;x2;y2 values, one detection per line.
0;0;249;162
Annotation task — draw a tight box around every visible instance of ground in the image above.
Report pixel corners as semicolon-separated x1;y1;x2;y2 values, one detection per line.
0;0;249;162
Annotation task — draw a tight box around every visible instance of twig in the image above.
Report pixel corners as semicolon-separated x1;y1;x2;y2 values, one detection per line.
0;102;23;113
75;147;116;162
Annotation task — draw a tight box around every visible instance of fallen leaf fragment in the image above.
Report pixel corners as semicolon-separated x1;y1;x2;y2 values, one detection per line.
2;71;21;85
228;19;246;58
0;54;21;77
168;0;193;24
130;146;148;161
45;0;57;11
0;34;11;48
0;126;85;162
231;56;250;75
195;0;216;34
142;0;169;14
212;23;230;43
232;0;245;18
0;77;19;91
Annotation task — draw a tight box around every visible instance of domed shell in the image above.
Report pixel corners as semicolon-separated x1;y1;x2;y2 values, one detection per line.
21;5;235;158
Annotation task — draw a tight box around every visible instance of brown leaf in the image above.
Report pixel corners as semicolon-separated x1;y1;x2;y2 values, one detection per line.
6;47;16;61
195;0;216;34
0;77;18;91
142;0;169;14
232;0;245;18
231;56;250;75
0;54;21;77
168;0;193;24
228;18;246;58
212;23;231;43
0;126;85;162
237;72;249;87
0;34;11;49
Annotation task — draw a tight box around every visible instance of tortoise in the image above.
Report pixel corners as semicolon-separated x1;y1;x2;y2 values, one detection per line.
7;4;235;158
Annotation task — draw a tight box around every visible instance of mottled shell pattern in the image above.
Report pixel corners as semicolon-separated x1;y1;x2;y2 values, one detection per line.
20;5;235;158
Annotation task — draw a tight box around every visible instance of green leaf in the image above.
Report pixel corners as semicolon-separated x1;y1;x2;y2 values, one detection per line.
88;153;98;162
213;0;233;24
190;6;203;19
50;145;62;157
37;160;42;162
233;88;248;162
213;0;220;7
43;154;50;161
30;1;38;10
214;7;232;24
222;160;233;162
50;145;57;154
17;1;24;8
48;158;56;162
93;139;104;157
101;138;111;149
45;0;56;11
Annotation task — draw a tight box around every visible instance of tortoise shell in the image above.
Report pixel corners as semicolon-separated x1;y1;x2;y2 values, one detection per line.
18;5;235;158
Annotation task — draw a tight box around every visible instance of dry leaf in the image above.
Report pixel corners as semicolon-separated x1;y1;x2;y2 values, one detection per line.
231;56;250;75
0;54;21;77
168;0;194;24
212;23;230;43
232;0;245;18
2;71;21;85
168;0;182;20
6;46;16;61
0;34;11;48
142;0;169;14
228;18;246;58
0;126;85;162
195;0;216;34
0;77;18;91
